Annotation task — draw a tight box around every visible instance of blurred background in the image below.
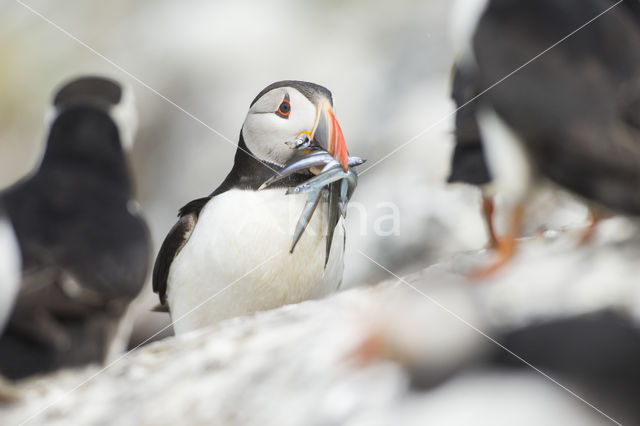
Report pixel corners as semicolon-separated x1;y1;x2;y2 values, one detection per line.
5;3;640;425
0;0;467;342
0;0;584;343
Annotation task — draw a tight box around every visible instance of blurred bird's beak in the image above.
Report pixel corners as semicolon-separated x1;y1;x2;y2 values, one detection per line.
311;101;349;171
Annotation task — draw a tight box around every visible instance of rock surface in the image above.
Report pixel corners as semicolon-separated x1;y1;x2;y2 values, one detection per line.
3;222;639;426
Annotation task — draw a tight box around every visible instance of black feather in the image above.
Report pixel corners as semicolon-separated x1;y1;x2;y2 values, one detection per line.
447;64;492;186
152;197;209;307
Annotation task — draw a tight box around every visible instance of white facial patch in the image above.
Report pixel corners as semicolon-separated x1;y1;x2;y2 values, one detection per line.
110;82;138;151
242;87;318;166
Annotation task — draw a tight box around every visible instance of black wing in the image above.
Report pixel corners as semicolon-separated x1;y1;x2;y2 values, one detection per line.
4;165;151;301
474;0;640;214
152;197;211;308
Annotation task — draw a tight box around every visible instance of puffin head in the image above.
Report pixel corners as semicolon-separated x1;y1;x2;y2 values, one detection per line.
50;75;138;151
241;80;349;172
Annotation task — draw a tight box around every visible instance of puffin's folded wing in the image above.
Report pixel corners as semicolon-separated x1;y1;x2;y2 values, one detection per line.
152;197;211;309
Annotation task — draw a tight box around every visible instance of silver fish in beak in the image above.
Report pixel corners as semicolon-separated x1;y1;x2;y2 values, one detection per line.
260;104;364;264
284;160;361;259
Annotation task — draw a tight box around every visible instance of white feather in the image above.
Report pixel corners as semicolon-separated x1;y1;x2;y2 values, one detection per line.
110;81;138;152
167;188;344;335
242;88;319;167
0;215;21;333
450;0;489;65
477;108;533;207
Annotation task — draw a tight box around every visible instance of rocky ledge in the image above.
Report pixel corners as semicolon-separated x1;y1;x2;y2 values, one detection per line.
3;219;640;426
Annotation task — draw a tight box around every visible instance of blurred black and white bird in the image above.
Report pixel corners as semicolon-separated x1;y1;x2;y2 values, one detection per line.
451;0;640;276
153;80;361;335
0;200;20;335
447;63;497;249
0;76;151;380
491;311;640;425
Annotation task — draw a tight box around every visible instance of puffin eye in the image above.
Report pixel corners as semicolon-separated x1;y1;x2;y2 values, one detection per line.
275;94;291;119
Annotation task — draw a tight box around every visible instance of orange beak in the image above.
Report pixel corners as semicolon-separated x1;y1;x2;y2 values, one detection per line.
311;101;349;171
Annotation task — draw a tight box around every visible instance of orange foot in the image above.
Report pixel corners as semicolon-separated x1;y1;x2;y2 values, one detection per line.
482;195;499;250
470;235;517;279
471;202;524;280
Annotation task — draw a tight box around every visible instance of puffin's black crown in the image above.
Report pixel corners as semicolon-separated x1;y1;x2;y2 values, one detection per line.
250;80;333;108
54;76;122;109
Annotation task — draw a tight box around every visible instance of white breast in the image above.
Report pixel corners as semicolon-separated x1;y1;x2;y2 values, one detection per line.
477;107;534;206
167;188;344;334
0;216;21;333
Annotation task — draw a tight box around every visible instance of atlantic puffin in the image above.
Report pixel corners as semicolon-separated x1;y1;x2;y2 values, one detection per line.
153;80;355;335
0;76;150;379
452;0;640;276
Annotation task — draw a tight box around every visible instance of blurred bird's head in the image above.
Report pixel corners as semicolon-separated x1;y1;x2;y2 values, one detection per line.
241;80;349;172
47;75;138;153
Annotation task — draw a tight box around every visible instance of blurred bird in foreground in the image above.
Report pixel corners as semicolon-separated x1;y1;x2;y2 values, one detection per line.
451;0;640;277
350;281;640;424
153;80;362;335
0;76;151;380
491;311;640;425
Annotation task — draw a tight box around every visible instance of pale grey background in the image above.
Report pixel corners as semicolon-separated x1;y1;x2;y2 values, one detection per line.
1;0;580;340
